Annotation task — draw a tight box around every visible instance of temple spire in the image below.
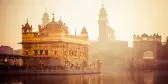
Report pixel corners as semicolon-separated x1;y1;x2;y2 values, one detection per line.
45;8;47;13
41;8;49;26
102;0;104;7
60;16;62;20
52;13;55;22
98;0;109;41
26;18;28;23
75;28;76;36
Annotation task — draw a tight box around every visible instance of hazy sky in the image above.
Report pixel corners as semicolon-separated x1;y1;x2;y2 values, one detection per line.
0;0;168;49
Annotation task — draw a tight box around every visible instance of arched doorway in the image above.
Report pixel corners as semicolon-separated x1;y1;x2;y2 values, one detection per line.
143;50;154;60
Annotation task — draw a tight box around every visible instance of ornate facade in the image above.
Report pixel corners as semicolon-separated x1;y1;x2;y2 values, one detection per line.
132;33;162;69
133;33;162;59
20;12;89;67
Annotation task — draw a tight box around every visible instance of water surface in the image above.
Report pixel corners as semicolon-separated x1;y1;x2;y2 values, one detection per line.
0;71;168;84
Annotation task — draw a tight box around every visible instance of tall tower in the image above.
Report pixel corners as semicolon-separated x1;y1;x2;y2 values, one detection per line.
41;8;50;26
98;0;109;41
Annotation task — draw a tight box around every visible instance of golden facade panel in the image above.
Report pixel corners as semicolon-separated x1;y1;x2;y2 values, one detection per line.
20;13;89;67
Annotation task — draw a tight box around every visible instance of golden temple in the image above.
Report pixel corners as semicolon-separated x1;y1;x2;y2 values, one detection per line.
20;12;89;68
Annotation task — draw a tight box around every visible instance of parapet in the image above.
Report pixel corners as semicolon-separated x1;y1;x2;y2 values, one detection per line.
133;33;162;42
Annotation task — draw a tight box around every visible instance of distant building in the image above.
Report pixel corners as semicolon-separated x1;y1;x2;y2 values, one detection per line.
97;3;115;41
133;33;162;59
89;2;128;73
0;45;13;55
132;33;162;69
41;8;50;27
90;1;128;54
13;49;22;55
19;12;89;67
156;37;168;60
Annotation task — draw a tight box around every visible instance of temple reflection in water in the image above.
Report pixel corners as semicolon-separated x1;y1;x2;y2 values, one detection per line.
0;74;102;84
1;71;168;84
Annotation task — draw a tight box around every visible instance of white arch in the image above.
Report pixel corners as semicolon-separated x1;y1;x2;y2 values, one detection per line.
143;50;154;59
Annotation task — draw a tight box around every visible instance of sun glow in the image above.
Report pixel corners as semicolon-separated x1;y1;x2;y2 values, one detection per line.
0;0;134;49
1;0;168;49
31;0;133;42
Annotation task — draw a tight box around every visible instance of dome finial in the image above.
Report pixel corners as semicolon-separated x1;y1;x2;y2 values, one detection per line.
26;18;28;23
60;16;62;20
52;13;55;22
45;8;47;13
102;0;104;7
75;28;76;36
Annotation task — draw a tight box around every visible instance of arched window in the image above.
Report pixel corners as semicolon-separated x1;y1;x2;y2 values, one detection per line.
45;50;48;55
26;52;28;55
143;50;154;59
34;50;38;55
54;51;57;55
69;50;71;55
75;51;77;56
40;50;43;55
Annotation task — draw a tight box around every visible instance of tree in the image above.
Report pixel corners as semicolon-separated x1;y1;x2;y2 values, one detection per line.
166;36;168;44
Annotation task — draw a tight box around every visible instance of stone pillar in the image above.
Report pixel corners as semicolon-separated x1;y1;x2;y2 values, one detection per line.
97;60;102;72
